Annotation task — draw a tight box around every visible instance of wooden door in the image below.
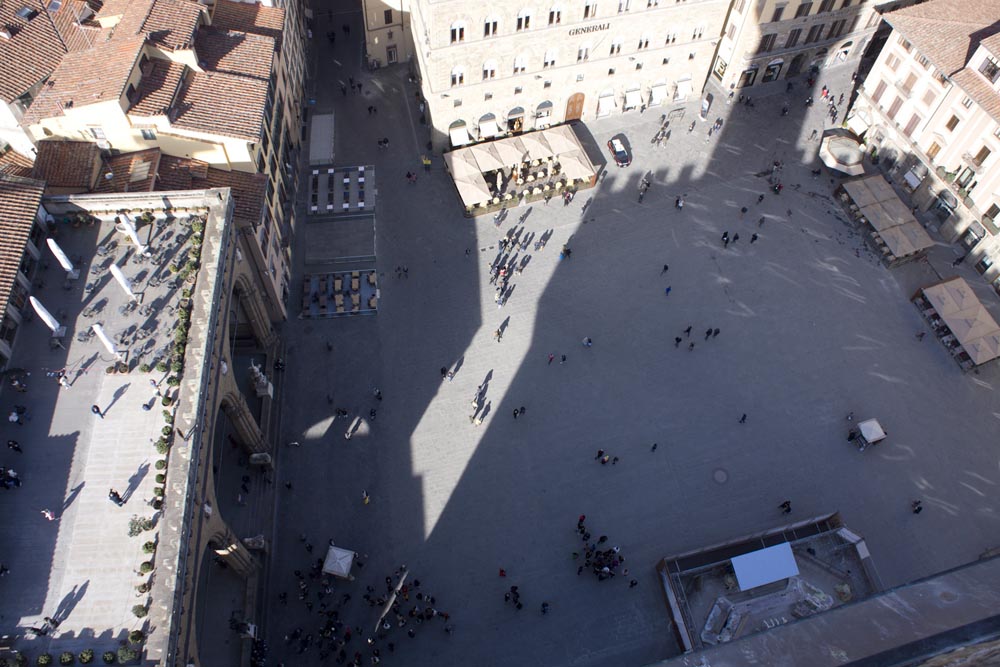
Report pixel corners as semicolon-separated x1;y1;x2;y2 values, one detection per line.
565;93;585;121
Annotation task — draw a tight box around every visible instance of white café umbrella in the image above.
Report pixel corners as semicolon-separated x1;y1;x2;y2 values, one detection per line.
46;238;79;280
117;214;149;256
109;264;137;301
29;296;65;337
91;323;121;360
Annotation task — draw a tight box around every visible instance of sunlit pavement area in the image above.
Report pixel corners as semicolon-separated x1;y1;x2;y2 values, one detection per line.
266;15;1000;667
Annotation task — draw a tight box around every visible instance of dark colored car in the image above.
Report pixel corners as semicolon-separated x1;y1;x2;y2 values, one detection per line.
607;137;631;167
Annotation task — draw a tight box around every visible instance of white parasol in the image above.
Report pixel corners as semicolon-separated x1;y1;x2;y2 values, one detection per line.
117;214;149;255
109;264;137;301
46;238;79;279
29;296;65;337
91;323;121;359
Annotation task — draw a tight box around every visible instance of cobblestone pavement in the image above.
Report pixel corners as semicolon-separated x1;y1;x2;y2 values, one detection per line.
266;14;1000;667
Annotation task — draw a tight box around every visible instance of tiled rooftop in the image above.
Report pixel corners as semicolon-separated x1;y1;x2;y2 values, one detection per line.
31;139;101;190
157;155;265;224
0;147;35;178
0;0;95;103
171;68;268;141
0;174;45;316
135;0;203;49
211;0;284;52
129;58;187;117
194;27;275;79
22;35;146;125
93;147;161;192
885;0;1000;75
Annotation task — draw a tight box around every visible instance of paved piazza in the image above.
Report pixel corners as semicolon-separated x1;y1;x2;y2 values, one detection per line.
261;11;1000;667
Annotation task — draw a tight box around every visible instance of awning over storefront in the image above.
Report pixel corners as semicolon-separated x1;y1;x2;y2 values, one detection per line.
650;84;668;105
596;94;615;117
674;77;693;100
479;116;502;139
878;220;934;259
624;89;642;110
903;169;923;189
840;174;933;265
449;124;471;147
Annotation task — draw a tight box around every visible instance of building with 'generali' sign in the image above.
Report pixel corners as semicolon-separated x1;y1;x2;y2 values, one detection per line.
380;0;731;149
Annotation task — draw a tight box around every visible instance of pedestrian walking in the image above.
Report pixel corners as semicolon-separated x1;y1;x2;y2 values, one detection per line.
340;84;347;96
362;490;370;505
41;509;56;521
912;500;923;514
750;233;759;243
560;354;567;364
779;500;791;514
91;404;104;419
108;488;124;506
733;232;740;244
373;388;383;401
664;286;672;296
661;264;669;274
740;206;748;219
674;337;682;347
582;337;593;347
684;326;692;337
440;367;448;379
721;231;729;246
705;328;713;340
548;353;555;365
494;329;503;342
758;216;766;227
757;194;764;204
513;409;519;420
688;342;695;351
518;406;526;416
541;602;550;615
595;449;604;460
7;440;21;453
629;579;638;588
498;568;507;577
651;443;658;452
739;413;747;424
712;328;720;338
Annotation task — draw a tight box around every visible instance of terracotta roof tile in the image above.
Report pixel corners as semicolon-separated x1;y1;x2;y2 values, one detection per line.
211;0;283;51
0;147;35;178
22;35;146;125
129;58;187;116
0;0;94;102
137;0;202;48
951;69;1000;125
156;154;207;188
0;174;45;316
170;67;268;141
156;155;263;224
93;147;161;192
31;139;101;190
885;0;1000;75
194;27;274;79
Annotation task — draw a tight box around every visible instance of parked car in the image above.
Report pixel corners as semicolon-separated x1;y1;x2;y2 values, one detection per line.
607;136;632;167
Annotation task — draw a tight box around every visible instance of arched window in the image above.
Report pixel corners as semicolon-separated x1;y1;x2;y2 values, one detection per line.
637;34;650;50
451;66;465;87
483;59;498;80
484;15;499;37
516;9;531;31
577;44;590;62
548;6;562;24
609;39;622;55
450;21;465;43
513;55;527;74
544;49;557;68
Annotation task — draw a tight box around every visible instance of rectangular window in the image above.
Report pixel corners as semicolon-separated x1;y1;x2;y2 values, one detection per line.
577;46;590;61
517;15;530;30
513;60;525;74
805;24;823;43
736;0;745;10
898;36;911;52
662;57;670;65
543;80;552;88
979;55;1000;82
514;86;523;94
785;28;801;48
638;37;649;49
647;0;659;6
484;20;497;36
125;84;137;103
584;1;597;18
946;115;960;131
635;62;643;70
994;126;1000;139
610;42;621;55
544;53;556;67
887;96;903;120
902;72;917;94
903;113;921;137
89;127;106;140
482;66;495;80
926;142;941;159
608;67;616;75
618;0;630;12
771;5;784;21
974;146;991;164
383;9;392;24
794;2;812;18
484;92;493;100
917;54;930;69
140;129;156;140
691;26;703;40
664;32;676;44
451;72;463;86
818;0;834;12
727;23;735;40
921;89;936;107
962;95;973;109
548;9;560;24
758;33;776;53
450;25;464;43
841;0;851;6
828;19;845;39
454;99;462;107
985;203;1000;220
